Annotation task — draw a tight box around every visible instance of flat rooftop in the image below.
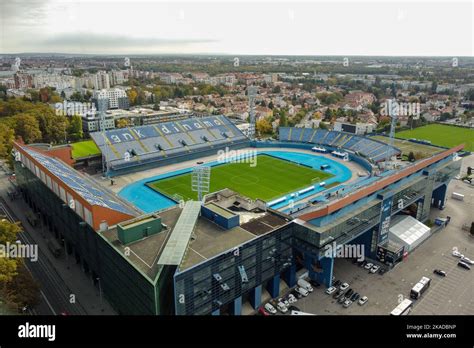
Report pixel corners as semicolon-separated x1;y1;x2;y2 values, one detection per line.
179;211;290;271
100;206;182;279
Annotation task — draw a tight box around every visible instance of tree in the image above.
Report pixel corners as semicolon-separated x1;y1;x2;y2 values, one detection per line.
408;151;416;162
319;122;328;130
467;167;472;176
256;118;272;135
14;114;42;144
37;113;68;144
116;118;129;128
0;220;22;283
127;89;138;105
67;115;83;141
470;222;474;236
279;111;288;127
0;123;14;158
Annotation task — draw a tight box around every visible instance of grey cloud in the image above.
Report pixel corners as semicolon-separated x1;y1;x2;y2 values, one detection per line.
40;33;217;48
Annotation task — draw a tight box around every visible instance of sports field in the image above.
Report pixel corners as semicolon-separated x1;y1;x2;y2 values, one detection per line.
147;154;333;201
372;136;441;160
71;140;101;158
396;124;474;152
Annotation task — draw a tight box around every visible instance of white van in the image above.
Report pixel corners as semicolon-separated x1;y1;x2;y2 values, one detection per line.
297;278;314;292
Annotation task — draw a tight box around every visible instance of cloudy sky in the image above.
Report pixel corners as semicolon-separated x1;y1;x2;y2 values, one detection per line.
1;0;473;56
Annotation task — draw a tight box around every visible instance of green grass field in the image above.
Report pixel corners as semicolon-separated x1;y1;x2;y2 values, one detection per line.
396;124;474;152
71;140;101;159
147;155;333;201
372;136;442;160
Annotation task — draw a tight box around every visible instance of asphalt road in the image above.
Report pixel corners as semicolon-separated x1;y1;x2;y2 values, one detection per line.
0;197;87;315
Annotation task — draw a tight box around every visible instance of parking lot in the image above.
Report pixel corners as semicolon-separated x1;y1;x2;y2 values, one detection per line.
270;155;474;316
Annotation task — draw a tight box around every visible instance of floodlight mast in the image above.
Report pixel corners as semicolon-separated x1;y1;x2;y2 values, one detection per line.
385;99;398;167
247;86;257;140
191;165;211;203
98;96;109;177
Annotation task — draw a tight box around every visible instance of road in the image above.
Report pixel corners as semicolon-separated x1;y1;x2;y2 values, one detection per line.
0;196;87;315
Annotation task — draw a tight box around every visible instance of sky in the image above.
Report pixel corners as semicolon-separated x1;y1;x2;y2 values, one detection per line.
1;0;473;56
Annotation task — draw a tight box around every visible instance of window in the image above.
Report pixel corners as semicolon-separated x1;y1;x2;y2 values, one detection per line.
59;187;66;203
46;175;52;189
52;181;59;196
75;199;83;218
83;208;93;226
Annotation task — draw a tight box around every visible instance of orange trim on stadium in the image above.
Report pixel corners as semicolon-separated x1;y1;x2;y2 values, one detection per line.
13;142;135;231
298;144;465;221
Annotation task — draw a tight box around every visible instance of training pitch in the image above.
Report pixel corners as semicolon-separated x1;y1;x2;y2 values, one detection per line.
71;140;101;159
395;124;474;152
147;154;333;201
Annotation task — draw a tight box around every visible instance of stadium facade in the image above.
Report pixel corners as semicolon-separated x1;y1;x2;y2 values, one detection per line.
11;116;465;315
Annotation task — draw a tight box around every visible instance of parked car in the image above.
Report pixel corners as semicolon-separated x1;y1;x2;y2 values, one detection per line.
370;265;380;274
295;287;309;297
309;279;321;287
350;293;360;302
264;303;277;314
278;297;289;307
325;286;337;295
337;296;347;304
433;269;447;277
277;301;288;314
378;267;387;275
359;260;367;267
258;306;269;316
345;289;354;297
364;262;373;270
343;299;353;308
461;256;474;265
458;261;471;270
334;290;345;299
288;305;301;312
340;282;350;291
297;278;314;293
358;296;368;306
333;280;342;287
287;294;297;303
291;290;303;299
452;250;464;258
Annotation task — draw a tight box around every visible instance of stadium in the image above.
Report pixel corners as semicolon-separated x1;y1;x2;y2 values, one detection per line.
11;114;466;315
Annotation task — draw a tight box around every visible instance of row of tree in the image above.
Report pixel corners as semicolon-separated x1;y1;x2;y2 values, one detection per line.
0;99;84;158
0;220;40;313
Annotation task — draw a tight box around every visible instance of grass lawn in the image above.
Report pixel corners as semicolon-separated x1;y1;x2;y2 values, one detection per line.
71;140;101;159
147;154;333;201
395;124;474;152
372;136;441;160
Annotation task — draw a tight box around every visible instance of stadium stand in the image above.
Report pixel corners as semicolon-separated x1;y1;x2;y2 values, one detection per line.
279;127;400;163
91;115;249;174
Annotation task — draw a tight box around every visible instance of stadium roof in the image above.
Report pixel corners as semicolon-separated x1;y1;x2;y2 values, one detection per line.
22;146;136;216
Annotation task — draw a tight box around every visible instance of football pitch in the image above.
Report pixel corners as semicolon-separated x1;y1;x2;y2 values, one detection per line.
147;154;334;201
71;140;101;158
396;124;474;152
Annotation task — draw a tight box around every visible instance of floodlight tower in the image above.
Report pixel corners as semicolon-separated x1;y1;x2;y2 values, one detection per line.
385;99;398;166
98;96;109;176
191;165;211;203
247;86;257;140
